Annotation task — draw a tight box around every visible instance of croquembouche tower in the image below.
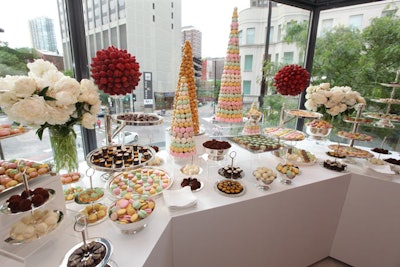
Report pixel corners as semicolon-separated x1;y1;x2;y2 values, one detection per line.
169;77;196;158
214;7;243;123
172;40;200;134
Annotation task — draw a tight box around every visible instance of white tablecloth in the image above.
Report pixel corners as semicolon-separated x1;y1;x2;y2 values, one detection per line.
1;138;399;267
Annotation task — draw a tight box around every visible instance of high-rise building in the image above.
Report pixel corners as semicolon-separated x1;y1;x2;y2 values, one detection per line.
57;0;181;111
181;26;202;79
29;17;58;53
181;26;202;58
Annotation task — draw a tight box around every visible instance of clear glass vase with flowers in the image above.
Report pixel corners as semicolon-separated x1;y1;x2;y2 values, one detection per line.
0;59;102;173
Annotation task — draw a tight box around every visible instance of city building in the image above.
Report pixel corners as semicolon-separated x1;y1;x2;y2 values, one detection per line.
57;0;182;111
29;17;58;53
181;26;202;79
238;0;400;104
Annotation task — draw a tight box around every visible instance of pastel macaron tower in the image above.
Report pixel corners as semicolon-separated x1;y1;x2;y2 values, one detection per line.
169;77;196;158
172;40;200;134
215;7;243;123
243;102;262;135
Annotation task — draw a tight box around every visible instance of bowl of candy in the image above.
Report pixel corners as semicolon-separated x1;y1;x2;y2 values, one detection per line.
108;194;155;234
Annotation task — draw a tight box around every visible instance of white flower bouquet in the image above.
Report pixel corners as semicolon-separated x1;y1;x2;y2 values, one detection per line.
304;83;366;117
0;59;102;172
0;59;101;139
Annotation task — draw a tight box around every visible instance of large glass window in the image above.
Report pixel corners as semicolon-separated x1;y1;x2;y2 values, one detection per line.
349;14;363;30
243;80;251;95
269;26;274;43
246;28;255;44
0;0;399;166
283;51;293;64
244;55;253;71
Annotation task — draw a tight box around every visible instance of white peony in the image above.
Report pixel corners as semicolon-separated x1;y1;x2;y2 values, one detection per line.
27;59;58;78
47;105;75;125
329;91;345;103
319;83;330;90
53;77;80;106
13;77;37;98
304;100;318;111
81;112;96;129
90;102;102;115
79;80;101;106
310;92;327;105
0;91;18;108
37;70;64;89
5;95;50;127
325;100;338;108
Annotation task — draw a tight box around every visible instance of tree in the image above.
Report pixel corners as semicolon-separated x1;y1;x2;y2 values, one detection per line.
358;9;400;98
0;45;37;76
284;20;308;64
312;26;363;88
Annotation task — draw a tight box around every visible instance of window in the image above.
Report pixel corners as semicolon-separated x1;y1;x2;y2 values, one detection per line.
277;24;282;41
243;81;251;95
321;19;333;34
238;30;243;45
246;28;255;44
349;14;363;30
382;10;396;17
269;26;274;43
244;55;253;71
275;53;279;63
283;52;293;64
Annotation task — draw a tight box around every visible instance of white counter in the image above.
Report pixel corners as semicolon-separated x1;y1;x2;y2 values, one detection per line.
1;138;399;267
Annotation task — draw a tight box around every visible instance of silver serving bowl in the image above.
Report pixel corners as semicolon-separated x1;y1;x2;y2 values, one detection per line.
305;125;332;140
59;237;113;267
108;196;155;234
203;147;230;161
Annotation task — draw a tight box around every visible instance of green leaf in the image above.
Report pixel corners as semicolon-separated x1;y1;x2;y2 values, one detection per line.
36;127;45;140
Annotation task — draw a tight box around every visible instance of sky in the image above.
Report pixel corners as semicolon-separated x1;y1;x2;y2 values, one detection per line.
0;0;249;58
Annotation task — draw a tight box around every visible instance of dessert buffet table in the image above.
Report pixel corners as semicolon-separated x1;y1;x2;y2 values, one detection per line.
0;138;399;267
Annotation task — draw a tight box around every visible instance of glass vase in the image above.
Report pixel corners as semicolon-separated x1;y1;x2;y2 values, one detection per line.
49;127;78;173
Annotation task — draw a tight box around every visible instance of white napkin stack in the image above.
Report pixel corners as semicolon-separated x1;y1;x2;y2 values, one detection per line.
163;186;197;210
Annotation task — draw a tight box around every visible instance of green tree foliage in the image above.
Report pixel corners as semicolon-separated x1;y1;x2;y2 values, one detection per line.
359;10;400;98
312;26;363;88
0;45;37;77
283;20;308;64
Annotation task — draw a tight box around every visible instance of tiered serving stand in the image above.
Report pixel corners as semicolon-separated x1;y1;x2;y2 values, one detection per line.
365;70;400;129
0;126;29;160
0;160;66;265
95;107;162;181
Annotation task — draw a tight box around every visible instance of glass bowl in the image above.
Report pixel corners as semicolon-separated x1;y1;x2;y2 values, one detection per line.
108;195;155;234
305;125;332;140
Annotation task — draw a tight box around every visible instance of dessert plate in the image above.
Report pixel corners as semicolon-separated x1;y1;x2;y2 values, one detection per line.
5;210;64;245
180;179;204;192
320;162;349;173
0;188;56;215
180;165;203;175
214;180;246;198
74;188;105;204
